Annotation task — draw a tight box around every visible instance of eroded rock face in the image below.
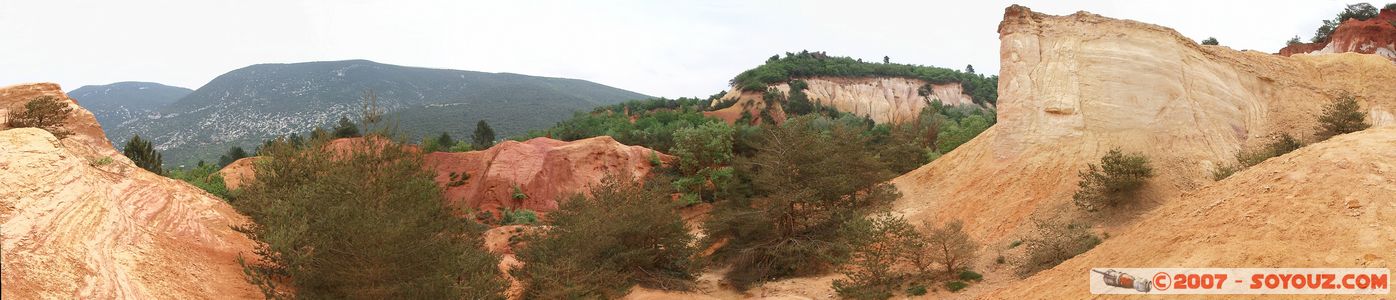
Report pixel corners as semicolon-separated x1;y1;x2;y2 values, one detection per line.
893;5;1396;249
1279;8;1396;62
426;136;673;212
0;129;258;299
990;127;1396;299
704;77;979;124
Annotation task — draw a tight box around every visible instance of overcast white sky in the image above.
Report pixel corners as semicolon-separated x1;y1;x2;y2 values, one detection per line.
0;0;1359;98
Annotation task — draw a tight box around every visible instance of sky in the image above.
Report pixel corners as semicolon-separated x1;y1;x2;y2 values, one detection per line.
0;0;1360;98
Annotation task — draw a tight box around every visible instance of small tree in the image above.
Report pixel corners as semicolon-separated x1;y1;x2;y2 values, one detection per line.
124;134;164;174
514;178;697;298
926;220;977;277
473;120;496;149
1315;94;1369;141
670;122;735;202
1017;218;1100;277
1286;35;1303;46
1201;37;1219;45
833;214;922;300
332;116;360;138
232;136;504;299
1072;148;1154;212
965;64;975;74
6;96;73;139
218;146;249;168
883;56;890;64
435;132;454;148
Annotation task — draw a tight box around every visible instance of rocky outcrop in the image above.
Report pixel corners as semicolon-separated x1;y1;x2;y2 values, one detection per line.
2;111;258;298
1279;8;1396;62
990;127;1396;298
220;136;672;213
1;83;131;165
427;136;673;212
704;77;978;124
893;4;1396;251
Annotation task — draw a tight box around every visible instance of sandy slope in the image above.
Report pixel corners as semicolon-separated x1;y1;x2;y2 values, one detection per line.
987;126;1396;299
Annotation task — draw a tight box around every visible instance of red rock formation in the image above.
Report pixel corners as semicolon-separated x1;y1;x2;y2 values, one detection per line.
222;135;674;213
1;83;258;299
426;136;673;212
1279;8;1396;62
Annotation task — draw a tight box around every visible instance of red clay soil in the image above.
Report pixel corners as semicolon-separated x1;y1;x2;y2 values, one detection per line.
425;135;673;212
1280;8;1396;61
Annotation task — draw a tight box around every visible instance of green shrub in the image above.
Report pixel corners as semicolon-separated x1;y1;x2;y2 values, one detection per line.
90;156;114;167
512;185;527;200
1200;37;1219;45
1072;148;1154;212
833;214;927;300
1017;219;1101;277
959;270;983;282
514;178;697;298
1214;133;1305;180
167;163;231;199
1315;94;1370;141
231;136;504;299
906;285;928;296
501;208;538;225
5;96;73;139
1008;240;1023;249
945;281;969;292
704;117;899;290
648;150;662;166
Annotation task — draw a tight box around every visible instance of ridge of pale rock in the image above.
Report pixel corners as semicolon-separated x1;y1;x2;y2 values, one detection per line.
704;76;980;124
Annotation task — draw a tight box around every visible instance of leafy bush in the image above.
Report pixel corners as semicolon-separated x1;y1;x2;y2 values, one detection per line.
670;122;736;202
1072;149;1154;212
833;214;926;300
231;136;504;299
1200;37;1219;45
959;270;983;281
1017;219;1101;277
500;208;538;225
512;185;527;200
927;220;978;277
6;96;73;139
514;178;697;298
945;281;970;292
1213;133;1305;180
90;156;114;167
906;285;928;296
167;163;231;199
1315;94;1370;141
1286;35;1303;46
704;117;899;290
525;97;718;152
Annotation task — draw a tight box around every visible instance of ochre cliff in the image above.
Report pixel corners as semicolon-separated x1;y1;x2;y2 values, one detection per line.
704;77;978;124
1;84;258;299
1279;8;1396;62
893;4;1396;254
990;127;1396;298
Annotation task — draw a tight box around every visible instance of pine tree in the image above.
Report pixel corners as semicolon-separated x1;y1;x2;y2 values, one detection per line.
332;116;361;138
124;134;164;174
218;146;249;168
435;132;454;148
1315;94;1370;140
232;137;504;299
6;96;73;138
472;120;496;149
